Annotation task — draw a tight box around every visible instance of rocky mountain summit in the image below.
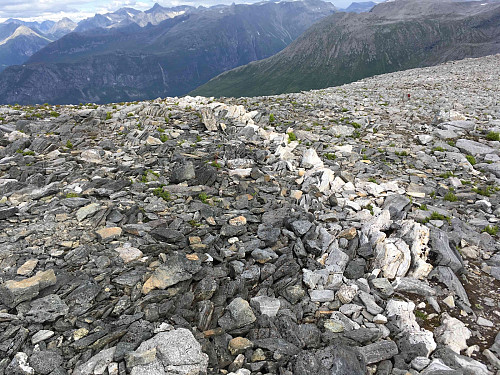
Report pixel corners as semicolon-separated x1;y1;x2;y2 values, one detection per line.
0;55;499;375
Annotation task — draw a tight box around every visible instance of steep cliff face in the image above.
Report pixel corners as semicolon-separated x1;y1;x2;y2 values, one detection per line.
0;0;336;104
191;0;500;98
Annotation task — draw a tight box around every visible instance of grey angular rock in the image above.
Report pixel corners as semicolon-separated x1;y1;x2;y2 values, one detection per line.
456;139;495;155
219;297;256;331
293;345;365;375
0;207;18;220
28;351;63;375
142;252;201;294
430;229;464;274
359;340;398;364
5;352;34;375
170;161;196;183
129;328;208;375
250;296;280;317
26;294;69;323
73;347;116;375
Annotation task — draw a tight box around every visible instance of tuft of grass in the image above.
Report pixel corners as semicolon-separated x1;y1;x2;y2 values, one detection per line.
466;155;476;165
198;192;210;204
16;149;35;156
50;111;60;117
189;220;202;227
364;204;374;215
482;225;498;236
486;131;500;141
269;113;275;123
423;211;451;224
444;191;458;202
414;310;428;320
433;146;445;152
65;192;79;198
160;134;169;143
210;161;221;169
420;204;428;211
324;153;336;160
288;132;297;143
153;187;171;201
439;171;454;179
105;112;112;120
472;186;498;197
66;140;73;149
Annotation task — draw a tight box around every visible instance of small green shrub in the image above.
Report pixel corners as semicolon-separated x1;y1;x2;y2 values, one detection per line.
288;132;297;143
66;140;73;149
444;191;458;202
433;146;445;152
105;112;112;120
153;187;170;201
189;220;202;227
472;186;498;197
198;193;209;204
424;211;451;224
414;310;428;320
439;171;454;178
160;134;169;143
466;155;476;165
269;113;275;123
324;153;336;160
364;204;374;215
50;111;60;117
486;131;500;141
482;225;498;236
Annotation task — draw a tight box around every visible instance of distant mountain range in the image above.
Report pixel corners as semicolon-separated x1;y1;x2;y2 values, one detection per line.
0;3;199;73
2;0;500;104
192;0;500;98
0;0;336;104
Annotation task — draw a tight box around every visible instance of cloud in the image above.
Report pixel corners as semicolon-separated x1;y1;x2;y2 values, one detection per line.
0;0;158;21
0;0;348;23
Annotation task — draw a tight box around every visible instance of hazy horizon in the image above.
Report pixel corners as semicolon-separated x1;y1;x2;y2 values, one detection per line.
0;0;354;23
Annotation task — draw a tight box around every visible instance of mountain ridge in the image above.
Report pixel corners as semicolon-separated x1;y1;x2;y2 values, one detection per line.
0;0;337;104
191;0;500;98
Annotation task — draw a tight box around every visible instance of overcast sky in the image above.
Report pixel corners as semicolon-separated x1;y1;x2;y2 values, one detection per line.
0;0;353;22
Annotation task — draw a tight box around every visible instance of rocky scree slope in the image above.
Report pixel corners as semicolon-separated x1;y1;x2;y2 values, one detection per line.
0;55;499;374
0;0;336;105
192;0;500;98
